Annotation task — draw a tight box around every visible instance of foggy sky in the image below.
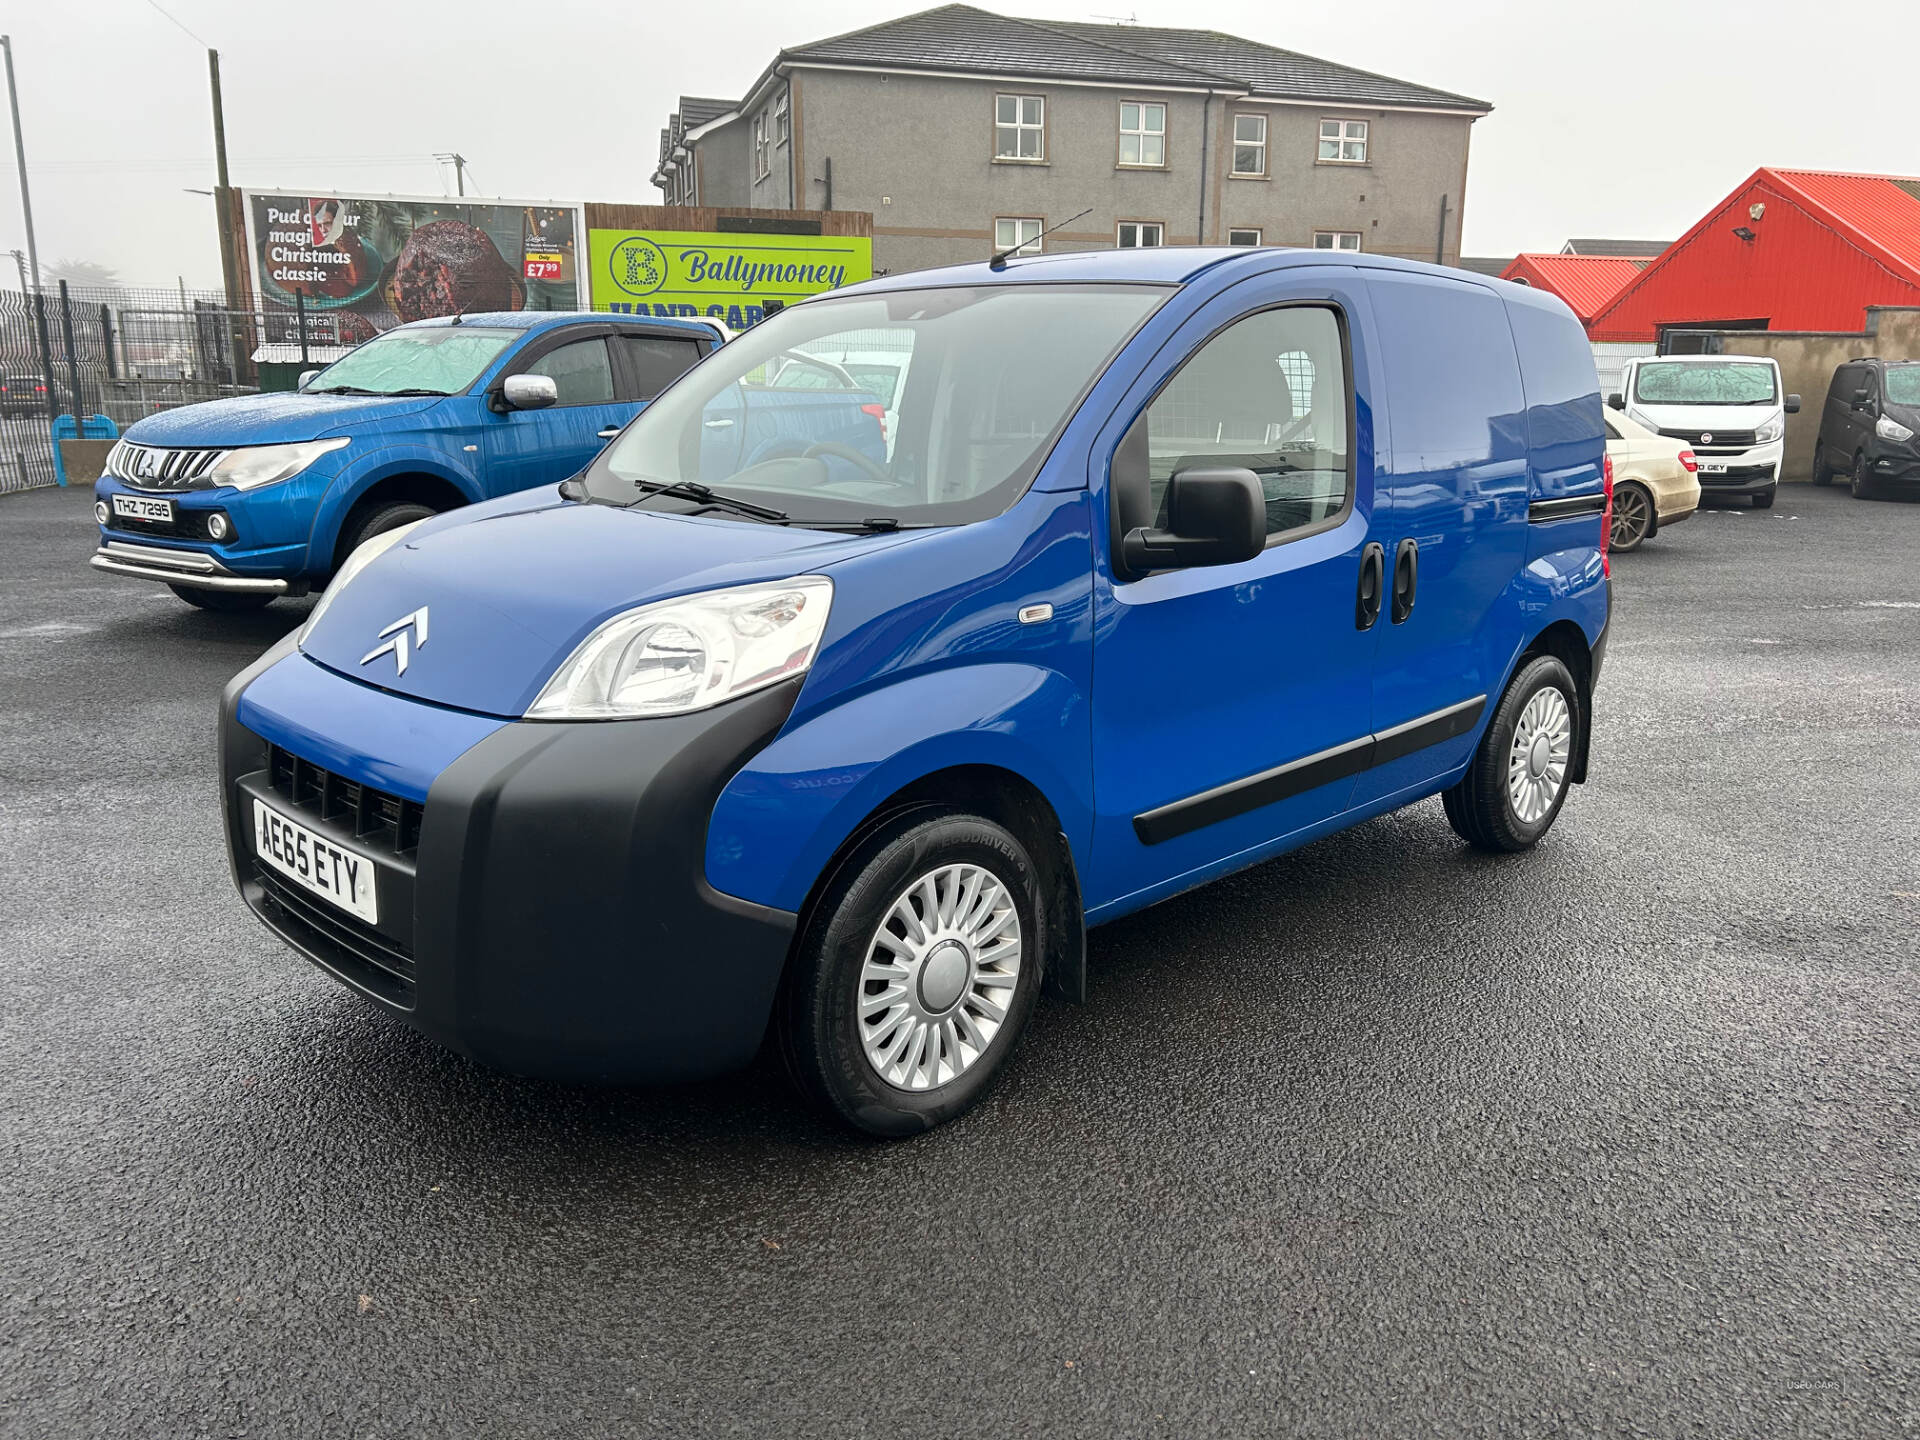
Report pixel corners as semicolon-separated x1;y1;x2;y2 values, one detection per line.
4;0;1910;289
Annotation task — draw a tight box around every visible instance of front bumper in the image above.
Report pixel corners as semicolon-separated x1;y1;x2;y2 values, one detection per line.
220;644;803;1084
91;540;291;594
1694;444;1780;495
1865;448;1920;485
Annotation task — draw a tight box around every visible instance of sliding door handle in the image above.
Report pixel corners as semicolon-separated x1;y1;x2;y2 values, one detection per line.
1355;542;1385;630
1390;538;1419;624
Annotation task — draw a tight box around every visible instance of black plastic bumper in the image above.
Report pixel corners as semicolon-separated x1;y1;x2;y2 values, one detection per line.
220;645;802;1084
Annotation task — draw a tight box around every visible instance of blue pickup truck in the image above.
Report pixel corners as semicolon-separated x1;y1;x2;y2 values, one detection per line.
89;312;723;610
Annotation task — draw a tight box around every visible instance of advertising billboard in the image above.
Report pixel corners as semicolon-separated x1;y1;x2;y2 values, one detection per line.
588;229;872;330
243;190;586;350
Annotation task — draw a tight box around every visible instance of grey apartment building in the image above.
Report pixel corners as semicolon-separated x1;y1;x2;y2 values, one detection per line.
651;4;1491;276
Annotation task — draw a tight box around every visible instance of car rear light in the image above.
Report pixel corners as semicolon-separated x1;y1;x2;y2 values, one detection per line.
859;402;887;441
1678;449;1698;473
1600;452;1614;578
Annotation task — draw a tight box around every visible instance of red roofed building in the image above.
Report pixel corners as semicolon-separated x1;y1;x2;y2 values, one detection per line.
1498;254;1646;325
1588;168;1920;343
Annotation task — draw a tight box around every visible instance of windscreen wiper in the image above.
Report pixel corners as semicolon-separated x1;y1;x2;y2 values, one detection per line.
309;385;381;395
630;477;789;523
382;387;453;397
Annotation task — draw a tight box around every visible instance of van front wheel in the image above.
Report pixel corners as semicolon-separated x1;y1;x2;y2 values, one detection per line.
778;811;1044;1137
1443;655;1581;853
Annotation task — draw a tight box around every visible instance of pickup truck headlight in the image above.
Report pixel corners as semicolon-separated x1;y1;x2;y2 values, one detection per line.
209;437;350;491
527;577;833;720
1753;417;1785;445
1876;414;1915;443
298;520;422;643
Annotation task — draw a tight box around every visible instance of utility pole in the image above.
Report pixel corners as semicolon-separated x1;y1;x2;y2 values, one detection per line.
436;153;468;196
2;35;42;292
208;48;239;307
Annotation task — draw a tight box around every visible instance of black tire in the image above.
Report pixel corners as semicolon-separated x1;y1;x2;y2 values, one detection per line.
1850;453;1874;501
777;810;1045;1138
168;583;272;612
1752;485;1776;510
1443;654;1581;854
338;501;437;570
1609;481;1655;552
1809;447;1831;485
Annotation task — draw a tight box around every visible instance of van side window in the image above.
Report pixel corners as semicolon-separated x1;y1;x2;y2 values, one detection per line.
526;338;615;406
1140;305;1349;539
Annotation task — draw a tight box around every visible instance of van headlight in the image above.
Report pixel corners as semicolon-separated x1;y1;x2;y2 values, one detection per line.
1753;416;1785;445
299;520;422;643
209;437;350;491
527;577;833;720
1876;414;1915;443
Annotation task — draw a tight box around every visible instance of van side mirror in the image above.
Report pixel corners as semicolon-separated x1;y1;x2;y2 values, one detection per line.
1784;394;1801;414
298;368;321;390
1854;386;1871;404
499;374;559;412
1121;468;1266;573
1607;393;1626;411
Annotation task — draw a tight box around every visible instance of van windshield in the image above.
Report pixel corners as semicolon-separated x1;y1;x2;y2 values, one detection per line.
583;284;1167;527
304;326;517;396
1886;366;1920;407
1633;361;1777;406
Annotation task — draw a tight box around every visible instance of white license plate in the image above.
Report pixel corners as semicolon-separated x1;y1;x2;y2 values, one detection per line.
1699;461;1727;474
112;493;174;523
252;797;379;925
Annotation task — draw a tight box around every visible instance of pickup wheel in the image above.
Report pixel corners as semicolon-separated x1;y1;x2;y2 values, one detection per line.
1443;654;1580;853
777;810;1043;1137
342;502;436;559
167;584;273;612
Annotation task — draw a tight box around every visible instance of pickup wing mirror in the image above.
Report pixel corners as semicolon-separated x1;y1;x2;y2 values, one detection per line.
297;368;321;390
499;374;559;412
1784;394;1801;415
1121;467;1266;573
1607;393;1626;411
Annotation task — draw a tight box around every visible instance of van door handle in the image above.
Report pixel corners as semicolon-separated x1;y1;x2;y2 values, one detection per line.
597;426;621;439
1355;542;1385;630
1390;538;1419;624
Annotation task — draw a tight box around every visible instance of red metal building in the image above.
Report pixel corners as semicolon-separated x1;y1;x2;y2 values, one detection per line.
1588;168;1920;343
1498;254;1646;325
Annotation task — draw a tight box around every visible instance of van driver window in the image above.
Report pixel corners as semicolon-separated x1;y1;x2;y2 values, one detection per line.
1141;306;1349;538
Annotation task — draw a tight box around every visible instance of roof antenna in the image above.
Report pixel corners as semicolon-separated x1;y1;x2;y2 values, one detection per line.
989;207;1092;270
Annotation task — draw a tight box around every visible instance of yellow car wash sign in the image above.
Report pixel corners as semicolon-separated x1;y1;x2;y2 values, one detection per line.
588;229;872;329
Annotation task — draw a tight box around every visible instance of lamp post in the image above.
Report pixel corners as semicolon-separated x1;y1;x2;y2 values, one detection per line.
1;34;42;293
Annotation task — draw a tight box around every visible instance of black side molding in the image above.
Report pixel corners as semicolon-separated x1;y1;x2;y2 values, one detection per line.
1132;695;1487;845
1529;493;1606;522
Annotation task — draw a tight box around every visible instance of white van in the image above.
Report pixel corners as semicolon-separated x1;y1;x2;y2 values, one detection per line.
1609;355;1800;508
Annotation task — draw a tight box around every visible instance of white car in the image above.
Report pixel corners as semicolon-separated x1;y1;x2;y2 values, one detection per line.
1609;355;1800;509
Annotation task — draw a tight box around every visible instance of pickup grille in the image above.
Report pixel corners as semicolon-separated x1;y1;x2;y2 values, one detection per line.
108;442;228;490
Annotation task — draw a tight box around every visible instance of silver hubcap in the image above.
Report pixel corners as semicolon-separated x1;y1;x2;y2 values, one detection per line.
1507;686;1572;824
859;863;1022;1092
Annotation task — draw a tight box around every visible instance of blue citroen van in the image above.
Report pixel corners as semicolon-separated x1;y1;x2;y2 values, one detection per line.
90;312;721;610
219;248;1613;1136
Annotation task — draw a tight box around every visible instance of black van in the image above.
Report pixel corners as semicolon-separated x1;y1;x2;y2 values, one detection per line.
1812;358;1920;499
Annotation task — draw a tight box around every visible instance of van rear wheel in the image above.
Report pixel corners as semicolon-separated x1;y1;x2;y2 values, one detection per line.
777;810;1044;1137
1443;655;1580;853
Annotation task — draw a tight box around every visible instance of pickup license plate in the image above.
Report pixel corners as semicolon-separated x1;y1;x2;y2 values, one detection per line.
1699;461;1726;474
252;797;378;924
112;493;174;523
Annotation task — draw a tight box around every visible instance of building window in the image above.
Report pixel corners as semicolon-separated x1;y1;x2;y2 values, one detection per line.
1117;222;1164;249
1228;228;1261;247
995;94;1044;160
1118;102;1166;167
753;112;771;180
1318;119;1368;164
773;93;790;149
1231;114;1267;177
995;217;1043;256
1313;231;1362;251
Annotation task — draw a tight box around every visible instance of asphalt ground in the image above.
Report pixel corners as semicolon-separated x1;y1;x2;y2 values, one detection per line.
2;480;1916;1438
